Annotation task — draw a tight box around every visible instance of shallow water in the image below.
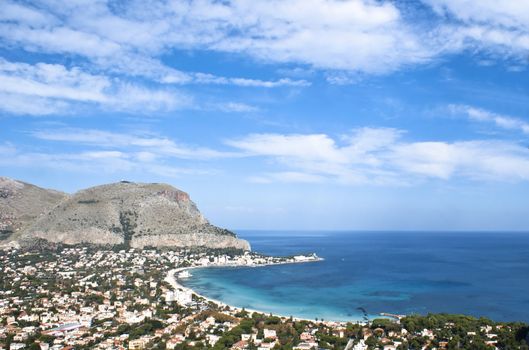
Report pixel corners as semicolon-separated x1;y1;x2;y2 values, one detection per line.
181;231;529;322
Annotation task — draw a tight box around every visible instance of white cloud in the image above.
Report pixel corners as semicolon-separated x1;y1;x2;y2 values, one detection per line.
0;141;215;178
227;128;529;184
1;0;527;93
0;58;190;114
216;102;259;113
0;0;310;89
423;0;529;58
0;1;55;27
192;74;310;87
0;58;260;115
391;140;529;182
108;83;191;113
178;0;431;73
450;105;529;135
0;59;109;102
227;133;349;164
424;1;529;30
0;92;69;116
32;128;235;160
0;0;434;77
249;172;326;184
6;126;529;185
104;56;310;88
0;144;135;173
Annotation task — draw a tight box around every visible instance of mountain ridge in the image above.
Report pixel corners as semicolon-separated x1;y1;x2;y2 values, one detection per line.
0;178;250;251
0;177;67;240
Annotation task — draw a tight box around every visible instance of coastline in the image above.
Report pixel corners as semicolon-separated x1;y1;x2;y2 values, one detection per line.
163;257;366;325
165;266;276;319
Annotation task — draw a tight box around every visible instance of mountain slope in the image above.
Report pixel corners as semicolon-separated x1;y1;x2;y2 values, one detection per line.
19;181;250;250
0;177;67;241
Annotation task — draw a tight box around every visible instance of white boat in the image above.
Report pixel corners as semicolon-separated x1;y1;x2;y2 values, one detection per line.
178;270;192;279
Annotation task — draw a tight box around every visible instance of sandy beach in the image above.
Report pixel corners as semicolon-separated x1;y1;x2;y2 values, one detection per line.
163;260;332;323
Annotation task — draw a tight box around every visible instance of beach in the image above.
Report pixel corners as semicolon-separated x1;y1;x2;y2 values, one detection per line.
163;259;332;324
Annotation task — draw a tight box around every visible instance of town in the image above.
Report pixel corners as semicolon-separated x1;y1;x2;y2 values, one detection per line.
0;246;528;350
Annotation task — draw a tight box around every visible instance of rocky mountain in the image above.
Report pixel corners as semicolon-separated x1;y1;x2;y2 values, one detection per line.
1;178;250;251
0;177;67;240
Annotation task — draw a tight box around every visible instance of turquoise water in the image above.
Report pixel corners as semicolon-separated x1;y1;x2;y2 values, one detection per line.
181;231;529;322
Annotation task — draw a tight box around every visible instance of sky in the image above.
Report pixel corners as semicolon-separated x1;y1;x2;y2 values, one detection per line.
1;0;529;231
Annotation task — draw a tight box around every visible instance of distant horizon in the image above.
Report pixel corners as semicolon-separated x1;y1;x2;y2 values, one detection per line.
4;174;529;232
235;229;529;233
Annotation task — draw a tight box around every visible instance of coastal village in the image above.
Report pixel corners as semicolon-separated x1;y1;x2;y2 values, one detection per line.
0;246;528;350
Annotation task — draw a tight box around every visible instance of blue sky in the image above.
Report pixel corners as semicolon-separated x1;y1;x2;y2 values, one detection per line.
1;0;529;230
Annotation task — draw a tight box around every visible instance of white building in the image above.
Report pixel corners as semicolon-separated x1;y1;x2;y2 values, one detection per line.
177;290;192;305
264;329;277;339
353;340;368;350
165;289;192;305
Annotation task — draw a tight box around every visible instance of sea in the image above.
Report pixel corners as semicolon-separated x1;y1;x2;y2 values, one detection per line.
180;231;529;323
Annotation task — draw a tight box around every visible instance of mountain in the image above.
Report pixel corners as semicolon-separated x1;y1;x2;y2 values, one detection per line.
1;178;250;251
0;177;67;240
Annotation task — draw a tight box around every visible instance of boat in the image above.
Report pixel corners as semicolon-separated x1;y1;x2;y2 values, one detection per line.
178;270;192;279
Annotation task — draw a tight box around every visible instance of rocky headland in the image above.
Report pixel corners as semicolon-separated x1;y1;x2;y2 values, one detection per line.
0;178;250;251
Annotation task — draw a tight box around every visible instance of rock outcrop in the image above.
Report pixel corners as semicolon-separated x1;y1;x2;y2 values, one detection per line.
1;178;250;250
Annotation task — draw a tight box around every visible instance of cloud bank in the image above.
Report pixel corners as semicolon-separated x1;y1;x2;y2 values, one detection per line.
1;1;528;115
3;127;528;185
227;128;529;184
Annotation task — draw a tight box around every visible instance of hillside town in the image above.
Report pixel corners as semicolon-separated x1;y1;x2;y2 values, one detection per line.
0;246;528;350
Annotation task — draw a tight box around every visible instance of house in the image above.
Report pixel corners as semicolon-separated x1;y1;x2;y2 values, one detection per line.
438;341;448;349
333;327;346;338
353;340;368;350
293;342;318;350
421;329;434;339
128;339;147;350
206;334;220;346
263;329;277;340
166;334;185;350
232;340;248;350
300;332;314;342
13;333;28;342
258;341;277;350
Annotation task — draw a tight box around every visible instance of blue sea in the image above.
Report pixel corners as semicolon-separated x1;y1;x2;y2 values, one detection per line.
181;231;529;323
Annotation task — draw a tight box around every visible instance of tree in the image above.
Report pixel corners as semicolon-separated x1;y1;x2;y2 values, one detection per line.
365;336;378;347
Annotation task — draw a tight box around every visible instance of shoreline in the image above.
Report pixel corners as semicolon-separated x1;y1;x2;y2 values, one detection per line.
163;258;368;325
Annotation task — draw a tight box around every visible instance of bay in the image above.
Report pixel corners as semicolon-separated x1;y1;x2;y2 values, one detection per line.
181;231;529;322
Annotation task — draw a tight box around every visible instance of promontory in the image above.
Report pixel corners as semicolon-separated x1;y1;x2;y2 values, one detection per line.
0;177;250;251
